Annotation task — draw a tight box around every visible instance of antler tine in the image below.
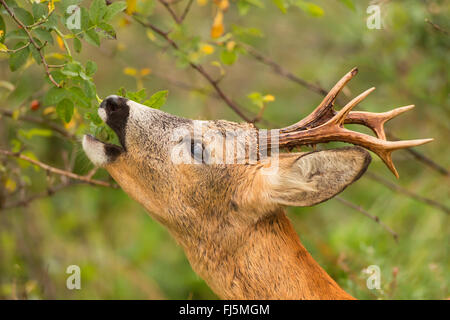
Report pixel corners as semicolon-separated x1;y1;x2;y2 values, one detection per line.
280;67;358;133
372;138;434;178
344;105;415;140
275;69;433;178
330;87;376;126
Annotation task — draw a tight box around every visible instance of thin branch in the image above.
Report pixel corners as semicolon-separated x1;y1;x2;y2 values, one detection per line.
425;18;449;35
180;0;194;23
244;45;329;96
158;0;181;24
335;196;399;242
1;183;73;210
0;0;61;87
0;148;115;188
133;16;254;122
365;172;449;214
0;109;76;140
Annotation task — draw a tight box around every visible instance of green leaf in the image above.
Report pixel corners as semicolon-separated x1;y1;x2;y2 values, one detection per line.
73;37;82;53
5;29;28;41
62;62;82;77
9;42;30;71
85;61;97;76
103;1;127;21
32;2;48;22
43;13;58;29
90;0;107;24
0;16;6;43
13;7;34;26
272;0;287;13
97;22;116;39
83;80;97;99
84;29;100;46
34;28;54;45
339;0;356;11
44;87;68;105
144;90;168;109
295;1;324;17
56;99;74;123
19;128;53;139
69;86;90;107
29;39;42;65
220;50;237;65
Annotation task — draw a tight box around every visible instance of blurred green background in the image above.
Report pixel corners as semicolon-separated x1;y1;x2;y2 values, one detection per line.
0;0;448;299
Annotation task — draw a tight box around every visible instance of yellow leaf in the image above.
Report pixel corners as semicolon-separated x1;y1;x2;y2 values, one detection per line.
146;30;156;42
211;11;224;39
126;0;137;14
12;110;20;120
43;106;56;115
0;43;7;52
5;178;16;192
263;94;275;102
200;44;215;55
197;0;208;6
56;36;65;51
226;40;235;51
140;68;151;76
218;0;229;11
46;53;65;60
48;0;55;13
123;67;137;76
119;17;131;27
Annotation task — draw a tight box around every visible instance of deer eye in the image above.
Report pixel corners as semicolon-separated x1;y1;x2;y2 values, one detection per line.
190;140;209;164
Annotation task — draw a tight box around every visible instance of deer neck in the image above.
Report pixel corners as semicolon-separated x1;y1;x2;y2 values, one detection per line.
178;208;354;300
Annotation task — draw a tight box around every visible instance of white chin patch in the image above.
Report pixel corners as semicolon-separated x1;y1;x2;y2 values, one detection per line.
98;107;107;122
82;135;108;166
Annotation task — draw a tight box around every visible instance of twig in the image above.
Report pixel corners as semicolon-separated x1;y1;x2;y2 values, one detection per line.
0;109;76;140
425;19;449;35
0;0;61;87
133;16;253;122
365;172;449;214
180;0;194;23
0;148;115;188
244;45;329;96
159;0;181;24
335;196;399;242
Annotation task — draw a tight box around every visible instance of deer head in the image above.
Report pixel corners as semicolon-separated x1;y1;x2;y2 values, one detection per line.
82;68;432;299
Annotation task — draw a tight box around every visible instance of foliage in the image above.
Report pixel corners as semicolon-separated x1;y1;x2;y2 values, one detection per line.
0;0;448;299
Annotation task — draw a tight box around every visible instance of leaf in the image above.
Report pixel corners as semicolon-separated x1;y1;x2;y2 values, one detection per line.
73;37;82;53
83;80;96;99
90;0;107;24
126;0;137;15
211;11;224;39
84;29;100;46
97;22;116;39
220;50;237;65
62;62;82;77
0;43;7;52
69;86;90;107
13;7;34;26
9;42;30;71
0;16;6;43
85;61;97;76
44;87;68;105
56;99;74;123
34;28;54;45
103;1;127;21
32;2;48;21
295;1;324;17
272;0;287;14
339;0;356;11
144;90;168;109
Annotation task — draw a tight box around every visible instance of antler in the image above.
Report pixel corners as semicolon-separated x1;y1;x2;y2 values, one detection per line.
274;68;433;178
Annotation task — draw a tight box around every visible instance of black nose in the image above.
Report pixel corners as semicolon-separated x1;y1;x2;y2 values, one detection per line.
100;95;124;112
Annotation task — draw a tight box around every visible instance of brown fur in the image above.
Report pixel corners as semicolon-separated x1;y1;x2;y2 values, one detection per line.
83;100;371;299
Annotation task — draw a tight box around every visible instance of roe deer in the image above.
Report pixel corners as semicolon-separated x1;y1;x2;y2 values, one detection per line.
82;68;432;299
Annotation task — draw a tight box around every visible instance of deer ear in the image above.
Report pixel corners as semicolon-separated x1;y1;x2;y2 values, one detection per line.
267;147;371;207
